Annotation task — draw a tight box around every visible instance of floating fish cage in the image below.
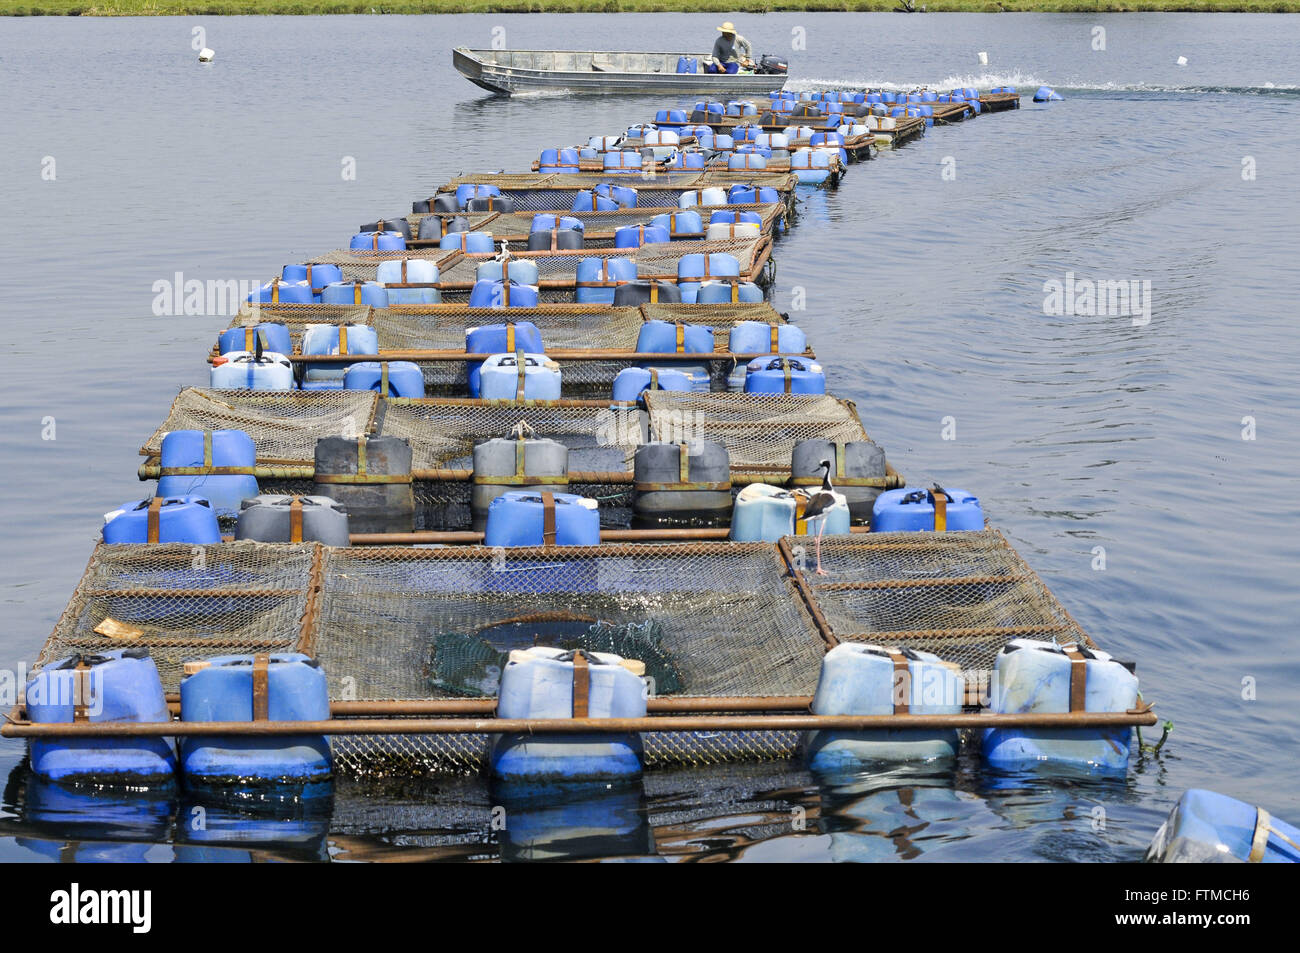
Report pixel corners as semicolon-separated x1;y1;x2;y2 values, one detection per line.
5;530;1154;779
214;301;805;398
138;387;873;482
10;83;1155;802
409;203;787;249
435;170;806;214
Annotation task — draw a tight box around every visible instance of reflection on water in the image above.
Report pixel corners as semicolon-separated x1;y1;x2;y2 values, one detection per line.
1;753;1175;862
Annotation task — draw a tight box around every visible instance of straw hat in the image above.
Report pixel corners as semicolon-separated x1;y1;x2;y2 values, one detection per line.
717;22;736;33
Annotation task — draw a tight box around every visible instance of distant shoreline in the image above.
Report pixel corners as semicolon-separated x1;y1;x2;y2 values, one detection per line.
6;2;1299;17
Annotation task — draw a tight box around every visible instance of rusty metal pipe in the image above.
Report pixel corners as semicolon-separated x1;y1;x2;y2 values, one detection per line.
1;710;1158;738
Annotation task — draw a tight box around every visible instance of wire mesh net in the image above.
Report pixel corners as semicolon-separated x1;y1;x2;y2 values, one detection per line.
642;391;868;474
35;542;318;692
141;388;379;467
378;399;639;472
306;248;463;282
313;544;826;701
330;725;800;776
797;530;1094;672
634;237;769;280
639;301;787;328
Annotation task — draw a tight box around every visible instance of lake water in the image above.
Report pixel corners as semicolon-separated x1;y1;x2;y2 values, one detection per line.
1;12;1297;862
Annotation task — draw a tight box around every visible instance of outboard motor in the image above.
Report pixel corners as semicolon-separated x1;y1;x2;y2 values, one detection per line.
757;55;788;75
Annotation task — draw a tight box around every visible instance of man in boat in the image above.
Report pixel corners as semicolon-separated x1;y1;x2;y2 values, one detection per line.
708;22;754;74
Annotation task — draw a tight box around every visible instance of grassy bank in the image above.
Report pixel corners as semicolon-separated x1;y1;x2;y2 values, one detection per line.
6;0;1300;15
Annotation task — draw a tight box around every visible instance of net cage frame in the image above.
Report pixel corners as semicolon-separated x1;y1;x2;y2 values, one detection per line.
10;531;1146;776
139;378;862;483
405;201;787;248
212;300;808;397
433;170;801;215
217;301;796;356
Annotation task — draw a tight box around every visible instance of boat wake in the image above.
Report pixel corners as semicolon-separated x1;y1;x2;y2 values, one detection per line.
787;71;1045;93
789;73;1300;97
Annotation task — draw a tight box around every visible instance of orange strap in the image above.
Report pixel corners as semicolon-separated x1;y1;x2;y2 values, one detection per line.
932;487;948;531
252;654;270;721
572;650;589;718
541;490;557;546
146;496;163;543
675;322;685;353
339;324;349;354
888;648;910;715
505;322;516;352
73;660;92;723
515;349;527;401
289;497;303;543
769;323;780;353
1062;644;1087;713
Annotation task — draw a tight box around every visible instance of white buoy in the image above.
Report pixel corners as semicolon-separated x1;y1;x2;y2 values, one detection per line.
199;48;215;63
978;51;989;66
1176;55;1187;66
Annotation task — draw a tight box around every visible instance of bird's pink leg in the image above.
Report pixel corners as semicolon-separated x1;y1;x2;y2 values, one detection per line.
814;520;828;575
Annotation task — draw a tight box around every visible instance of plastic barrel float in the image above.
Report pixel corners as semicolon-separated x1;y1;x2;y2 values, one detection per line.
472;437;569;518
484;491;600;547
156;429;259;517
981;639;1141;774
417;215;469;241
611;366;692;401
235;495;351;547
1146;789;1300;863
179;653;332;800
575;257;637;305
489;647;646;787
313;435;415;535
743;357;826;394
218;322;291;357
612;280;681;306
248;278;311;305
24;649;177;788
282;263;343;300
358;217;412;240
343;361;426;398
376;258;440;305
728;320;807;356
633;440;731;520
477;352;562;401
103;495;222;544
440;231;495;254
211;348;294;391
466;322;544;397
804;643;966;772
301;323;379;385
871;486;983;532
320;280;389;309
649;210;703;239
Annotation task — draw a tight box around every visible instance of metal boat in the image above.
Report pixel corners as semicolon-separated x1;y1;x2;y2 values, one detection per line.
453;47;787;96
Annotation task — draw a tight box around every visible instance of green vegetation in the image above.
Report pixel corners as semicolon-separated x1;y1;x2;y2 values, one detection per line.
4;0;1298;15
